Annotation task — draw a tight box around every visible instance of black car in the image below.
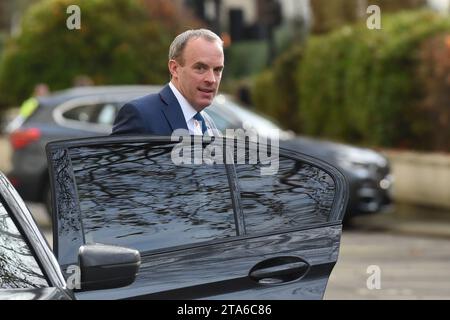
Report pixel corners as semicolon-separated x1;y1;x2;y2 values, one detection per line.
6;85;392;222
2;135;348;299
0;171;140;300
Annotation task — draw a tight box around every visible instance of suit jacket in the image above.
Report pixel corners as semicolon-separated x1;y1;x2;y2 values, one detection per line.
112;84;219;136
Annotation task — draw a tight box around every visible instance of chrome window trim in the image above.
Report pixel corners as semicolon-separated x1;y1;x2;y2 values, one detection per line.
52;93;148;134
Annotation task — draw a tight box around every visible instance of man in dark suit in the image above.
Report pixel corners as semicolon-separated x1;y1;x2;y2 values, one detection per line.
112;29;224;136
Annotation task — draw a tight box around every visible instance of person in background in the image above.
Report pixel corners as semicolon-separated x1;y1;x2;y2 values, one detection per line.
5;83;49;133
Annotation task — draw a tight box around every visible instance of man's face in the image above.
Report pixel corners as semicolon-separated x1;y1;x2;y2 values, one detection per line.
169;37;224;111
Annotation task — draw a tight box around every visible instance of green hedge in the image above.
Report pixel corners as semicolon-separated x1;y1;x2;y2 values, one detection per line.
252;10;450;150
225;41;269;80
252;45;303;130
0;0;199;108
0;32;5;56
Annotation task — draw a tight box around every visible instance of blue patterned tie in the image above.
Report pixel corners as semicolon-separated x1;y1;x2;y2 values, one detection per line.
193;112;208;134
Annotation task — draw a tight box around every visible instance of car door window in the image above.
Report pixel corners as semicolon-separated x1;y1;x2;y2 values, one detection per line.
0;201;48;289
67;142;236;253
235;150;336;235
96;103;117;125
62;104;100;123
205;108;238;132
62;103;119;125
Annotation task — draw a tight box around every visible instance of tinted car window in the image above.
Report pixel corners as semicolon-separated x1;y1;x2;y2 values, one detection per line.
235;154;335;234
0;201;48;289
97;103;117;125
62;103;118;125
68;143;236;252
205;108;238;132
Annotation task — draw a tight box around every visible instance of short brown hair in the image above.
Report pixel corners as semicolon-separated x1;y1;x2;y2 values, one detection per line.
169;29;223;65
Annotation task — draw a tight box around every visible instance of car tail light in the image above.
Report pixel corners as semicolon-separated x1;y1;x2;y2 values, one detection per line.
7;176;20;187
9;128;41;149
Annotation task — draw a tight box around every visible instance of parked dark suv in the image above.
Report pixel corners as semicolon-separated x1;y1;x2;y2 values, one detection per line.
6;85;392;222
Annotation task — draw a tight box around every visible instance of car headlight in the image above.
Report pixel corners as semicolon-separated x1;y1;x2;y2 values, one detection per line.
336;148;388;177
337;157;372;178
379;174;394;190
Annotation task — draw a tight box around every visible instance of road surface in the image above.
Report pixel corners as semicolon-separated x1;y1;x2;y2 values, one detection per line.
325;230;450;299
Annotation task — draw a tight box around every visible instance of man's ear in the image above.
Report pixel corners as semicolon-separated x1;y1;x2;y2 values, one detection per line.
168;60;179;79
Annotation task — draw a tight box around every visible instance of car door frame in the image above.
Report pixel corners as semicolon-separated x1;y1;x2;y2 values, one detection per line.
46;135;348;299
0;172;71;298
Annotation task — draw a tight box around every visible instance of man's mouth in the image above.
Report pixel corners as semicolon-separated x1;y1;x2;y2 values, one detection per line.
198;88;215;94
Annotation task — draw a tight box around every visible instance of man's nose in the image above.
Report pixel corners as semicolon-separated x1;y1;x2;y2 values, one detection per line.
204;69;216;84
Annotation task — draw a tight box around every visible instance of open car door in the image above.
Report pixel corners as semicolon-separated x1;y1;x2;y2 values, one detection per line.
46;135;348;299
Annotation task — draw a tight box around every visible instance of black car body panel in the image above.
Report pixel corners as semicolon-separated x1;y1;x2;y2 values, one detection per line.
46;135;348;299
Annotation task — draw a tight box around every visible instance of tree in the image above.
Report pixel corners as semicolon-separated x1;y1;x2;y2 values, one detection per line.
0;0;201;108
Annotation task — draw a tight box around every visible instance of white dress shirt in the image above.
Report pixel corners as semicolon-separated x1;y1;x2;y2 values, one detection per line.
169;82;211;135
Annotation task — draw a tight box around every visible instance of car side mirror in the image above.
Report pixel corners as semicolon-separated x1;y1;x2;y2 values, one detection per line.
77;244;140;292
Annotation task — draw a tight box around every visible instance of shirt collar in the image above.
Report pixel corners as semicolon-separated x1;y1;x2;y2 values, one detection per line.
169;82;198;123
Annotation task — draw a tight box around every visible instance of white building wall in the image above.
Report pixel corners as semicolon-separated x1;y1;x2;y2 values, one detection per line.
220;0;257;25
218;0;311;26
281;0;311;21
428;0;450;13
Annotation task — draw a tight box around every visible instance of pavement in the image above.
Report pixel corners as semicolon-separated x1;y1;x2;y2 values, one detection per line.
27;202;51;228
325;230;450;300
349;203;450;239
0;134;11;173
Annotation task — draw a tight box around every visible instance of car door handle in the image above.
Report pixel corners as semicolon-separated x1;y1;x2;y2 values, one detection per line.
249;257;310;284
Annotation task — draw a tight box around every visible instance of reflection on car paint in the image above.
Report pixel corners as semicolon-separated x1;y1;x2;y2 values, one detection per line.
70;143;236;252
0;203;48;289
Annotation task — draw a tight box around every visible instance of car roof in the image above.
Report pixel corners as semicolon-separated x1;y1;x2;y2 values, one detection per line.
37;85;162;107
